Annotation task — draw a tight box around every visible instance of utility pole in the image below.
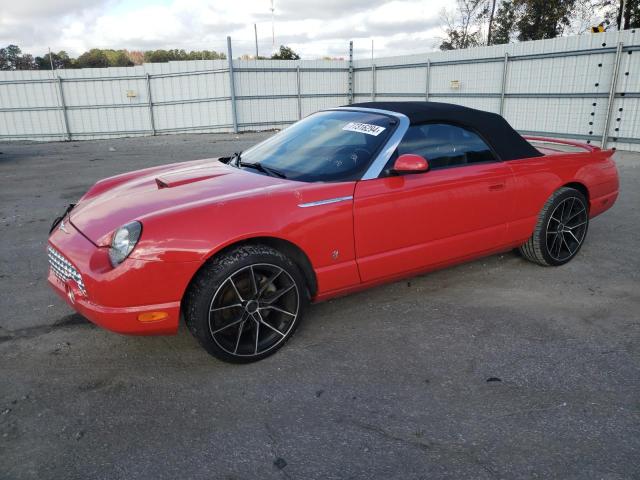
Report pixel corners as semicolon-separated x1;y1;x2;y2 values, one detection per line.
348;40;354;105
227;36;238;134
254;23;259;58
271;0;276;54
487;0;497;45
619;0;628;30
48;47;54;71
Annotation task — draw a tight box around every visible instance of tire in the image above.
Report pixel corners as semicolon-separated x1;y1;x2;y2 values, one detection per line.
184;244;308;363
519;187;589;267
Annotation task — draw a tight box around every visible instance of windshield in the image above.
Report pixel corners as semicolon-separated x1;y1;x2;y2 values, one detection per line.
238;110;395;182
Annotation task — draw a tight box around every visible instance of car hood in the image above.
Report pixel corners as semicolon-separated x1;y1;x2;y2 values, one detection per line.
70;158;290;245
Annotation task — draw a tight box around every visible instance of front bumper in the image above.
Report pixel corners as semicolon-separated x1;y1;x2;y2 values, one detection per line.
48;271;180;334
47;220;197;335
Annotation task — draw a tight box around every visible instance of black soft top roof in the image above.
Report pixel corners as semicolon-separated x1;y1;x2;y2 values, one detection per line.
347;101;542;160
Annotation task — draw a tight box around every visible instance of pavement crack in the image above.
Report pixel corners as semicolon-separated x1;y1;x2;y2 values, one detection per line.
0;315;93;342
341;417;434;452
340;417;499;478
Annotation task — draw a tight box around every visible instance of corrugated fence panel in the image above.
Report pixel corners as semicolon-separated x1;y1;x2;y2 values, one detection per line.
300;60;348;116
0;70;64;140
433;95;501;113
0;109;64;140
235;59;297;129
505;97;605;135
0;80;58;109
612;97;639;151
62;78;149;106
153;101;233;133
0;32;638;150
145;60;232;135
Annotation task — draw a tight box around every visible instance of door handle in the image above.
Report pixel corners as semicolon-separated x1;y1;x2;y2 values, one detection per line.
489;183;505;191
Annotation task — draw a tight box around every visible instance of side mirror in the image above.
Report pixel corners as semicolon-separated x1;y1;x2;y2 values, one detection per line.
392;154;429;174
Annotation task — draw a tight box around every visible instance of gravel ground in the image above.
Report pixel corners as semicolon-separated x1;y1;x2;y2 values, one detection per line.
0;133;639;480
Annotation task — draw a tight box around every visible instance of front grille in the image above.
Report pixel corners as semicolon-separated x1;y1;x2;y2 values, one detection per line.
47;246;86;293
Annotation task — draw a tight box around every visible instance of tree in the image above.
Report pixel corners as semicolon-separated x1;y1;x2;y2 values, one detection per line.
516;0;576;41
0;45;24;70
35;51;74;70
439;0;487;50
76;49;110;68
14;54;37;70
566;0;602;34
143;49;225;63
491;0;519;43
185;50;226;60
440;0;607;48
271;45;300;60
127;50;145;65
103;49;134;67
490;0;590;44
73;49;138;68
0;45;39;70
144;49;172;63
486;0;498;44
615;0;640;28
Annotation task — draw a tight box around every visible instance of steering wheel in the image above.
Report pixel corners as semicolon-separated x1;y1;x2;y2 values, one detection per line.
333;146;372;170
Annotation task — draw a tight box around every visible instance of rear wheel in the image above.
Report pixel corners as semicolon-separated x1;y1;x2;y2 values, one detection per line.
519;187;589;266
184;244;308;363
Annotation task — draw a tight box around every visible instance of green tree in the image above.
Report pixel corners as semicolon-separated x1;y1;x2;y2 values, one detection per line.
185;50;226;60
492;0;519;43
271;45;300;60
516;0;576;41
614;0;640;28
103;49;134;67
143;49;225;63
440;29;482;49
35;51;74;70
0;45;39;70
0;45;24;70
15;53;37;70
144;50;172;62
76;49;110;68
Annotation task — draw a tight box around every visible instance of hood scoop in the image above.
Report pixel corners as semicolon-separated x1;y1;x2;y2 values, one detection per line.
155;170;228;189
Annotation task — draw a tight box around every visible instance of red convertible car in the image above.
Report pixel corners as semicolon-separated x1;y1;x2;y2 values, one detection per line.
47;102;619;362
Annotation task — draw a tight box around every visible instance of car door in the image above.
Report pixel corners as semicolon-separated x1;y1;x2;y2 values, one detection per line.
353;122;515;283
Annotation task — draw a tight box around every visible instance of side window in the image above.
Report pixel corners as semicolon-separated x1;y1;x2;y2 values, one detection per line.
393;123;496;171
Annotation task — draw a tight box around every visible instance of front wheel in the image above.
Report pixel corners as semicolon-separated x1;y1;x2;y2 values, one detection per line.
519;187;589;266
184;244;308;363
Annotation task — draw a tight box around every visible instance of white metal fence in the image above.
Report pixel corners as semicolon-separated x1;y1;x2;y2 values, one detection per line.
1;31;639;151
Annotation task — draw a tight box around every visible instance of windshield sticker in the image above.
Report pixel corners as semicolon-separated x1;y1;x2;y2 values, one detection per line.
342;122;386;136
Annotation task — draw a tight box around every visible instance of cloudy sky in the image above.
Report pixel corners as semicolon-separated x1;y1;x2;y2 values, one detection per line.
0;0;451;60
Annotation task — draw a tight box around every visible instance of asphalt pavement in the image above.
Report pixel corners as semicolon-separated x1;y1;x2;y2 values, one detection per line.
1;134;639;479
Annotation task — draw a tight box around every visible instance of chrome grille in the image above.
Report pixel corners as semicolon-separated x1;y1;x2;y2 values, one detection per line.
47;246;86;293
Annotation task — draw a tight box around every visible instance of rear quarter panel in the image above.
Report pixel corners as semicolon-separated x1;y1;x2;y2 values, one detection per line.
506;148;618;244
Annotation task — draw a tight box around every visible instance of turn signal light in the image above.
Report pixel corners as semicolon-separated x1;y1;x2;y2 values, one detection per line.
138;311;169;322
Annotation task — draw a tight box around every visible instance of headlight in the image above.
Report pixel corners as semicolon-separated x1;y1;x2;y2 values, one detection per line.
109;221;142;267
